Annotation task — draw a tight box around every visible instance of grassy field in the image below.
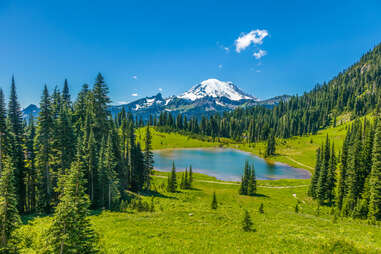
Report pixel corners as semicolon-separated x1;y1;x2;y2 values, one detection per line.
17;172;380;253
17;118;380;253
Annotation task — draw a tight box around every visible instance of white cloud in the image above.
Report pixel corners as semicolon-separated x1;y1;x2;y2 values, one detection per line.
131;93;138;97
218;64;223;69
158;88;163;92
256;70;261;73
132;75;138;80
253;49;267;59
235;29;268;53
223;47;229;52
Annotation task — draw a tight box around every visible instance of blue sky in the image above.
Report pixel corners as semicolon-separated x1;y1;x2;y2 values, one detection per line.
0;0;380;107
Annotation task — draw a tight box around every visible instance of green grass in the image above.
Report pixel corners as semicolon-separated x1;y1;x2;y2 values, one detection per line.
17;117;380;253
17;173;381;253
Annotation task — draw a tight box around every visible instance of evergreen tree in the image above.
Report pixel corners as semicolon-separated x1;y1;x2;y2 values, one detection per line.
0;156;21;250
188;165;193;188
326;142;337;205
248;164;257;196
62;79;71;108
167;161;177;192
308;148;321;198
211;191;217;209
317;137;330;204
47;160;98;253
24;116;36;213
265;133;276;157
242;210;254;232
368;120;381;223
143;125;154;190
239;161;250;195
35;86;54;214
0;89;7;175
7;76;26;212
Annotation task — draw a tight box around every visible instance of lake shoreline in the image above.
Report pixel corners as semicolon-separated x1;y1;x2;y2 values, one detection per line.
152;147;311;181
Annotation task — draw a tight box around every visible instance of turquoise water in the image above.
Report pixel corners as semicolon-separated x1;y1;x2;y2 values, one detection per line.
153;148;311;181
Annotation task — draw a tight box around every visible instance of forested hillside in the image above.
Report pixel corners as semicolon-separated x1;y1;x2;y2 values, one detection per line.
148;43;381;141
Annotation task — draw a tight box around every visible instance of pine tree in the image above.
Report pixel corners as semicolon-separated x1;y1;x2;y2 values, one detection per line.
0;89;7;175
0;156;21;250
62;79;71;108
7;76;26;212
308;148;321;198
239;161;250;195
24;116;36;213
211;191;217;210
242;210;254;232
143;125;154;190
326;142;337;205
368;120;381;223
47;160;98;253
188;165;193;188
35;86;54;214
167;161;177;192
248;164;257;196
265;133;276;157
317;137;330;204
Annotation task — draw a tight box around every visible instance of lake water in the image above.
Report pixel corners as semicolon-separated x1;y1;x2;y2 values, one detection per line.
153;148;311;181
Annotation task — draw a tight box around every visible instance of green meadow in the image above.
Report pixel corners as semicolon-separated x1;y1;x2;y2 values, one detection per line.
17;173;380;253
17;119;381;253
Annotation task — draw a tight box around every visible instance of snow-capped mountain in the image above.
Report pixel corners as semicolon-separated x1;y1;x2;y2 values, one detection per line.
178;79;257;101
22;79;290;120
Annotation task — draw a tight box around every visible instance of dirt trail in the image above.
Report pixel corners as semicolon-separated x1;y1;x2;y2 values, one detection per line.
285;156;314;170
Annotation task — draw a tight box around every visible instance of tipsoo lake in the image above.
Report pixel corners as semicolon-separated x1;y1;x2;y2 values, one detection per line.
153;148;311;181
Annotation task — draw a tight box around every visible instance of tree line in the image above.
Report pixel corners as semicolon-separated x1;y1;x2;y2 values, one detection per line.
308;118;381;223
0;74;155;251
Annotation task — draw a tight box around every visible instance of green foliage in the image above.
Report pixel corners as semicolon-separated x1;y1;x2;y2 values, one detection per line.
239;160;257;196
167;161;177;192
211;192;217;210
0;156;21;251
242;210;254;232
46;160;99;254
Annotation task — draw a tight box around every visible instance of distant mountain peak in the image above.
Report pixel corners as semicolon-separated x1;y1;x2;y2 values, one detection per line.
178;78;257;101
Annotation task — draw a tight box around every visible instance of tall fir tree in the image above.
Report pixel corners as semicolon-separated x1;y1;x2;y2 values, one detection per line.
7;76;26;212
0;156;21;251
167;161;177;193
47;160;98;253
368;119;381;223
143;125;154;190
308;147;321;198
35;86;54;213
0;89;7;175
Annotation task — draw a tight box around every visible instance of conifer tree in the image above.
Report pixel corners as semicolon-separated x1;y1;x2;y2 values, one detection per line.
317;138;330;204
368;120;381;223
326;142;337;205
239;161;250;195
0;89;7;175
167;161;177;192
242;210;254;232
308;148;321;198
35;86;54;214
0;156;21;250
62;79;71;108
143;125;154;190
265;133;276;157
25;116;36;213
47;160;98;253
211;191;217;210
7;76;26;212
248;164;257;196
188;165;193;188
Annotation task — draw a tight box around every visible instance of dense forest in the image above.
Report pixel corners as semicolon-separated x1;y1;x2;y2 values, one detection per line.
148;43;381;142
0;74;155;252
308;118;381;223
